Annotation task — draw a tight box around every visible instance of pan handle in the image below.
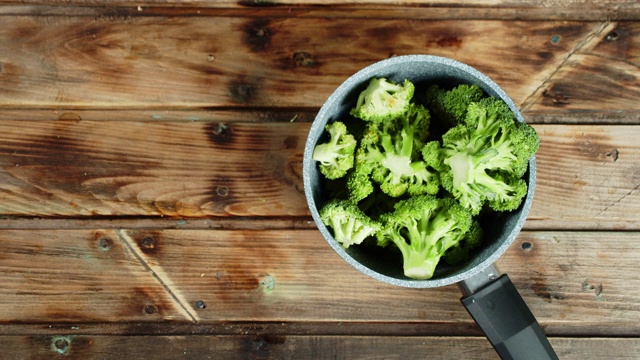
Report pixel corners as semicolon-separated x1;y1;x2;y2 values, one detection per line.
460;265;558;360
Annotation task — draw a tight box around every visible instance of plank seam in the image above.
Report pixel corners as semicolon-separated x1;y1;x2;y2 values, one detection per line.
114;229;199;323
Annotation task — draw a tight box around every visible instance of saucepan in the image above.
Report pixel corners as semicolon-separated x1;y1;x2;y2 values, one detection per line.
303;55;558;359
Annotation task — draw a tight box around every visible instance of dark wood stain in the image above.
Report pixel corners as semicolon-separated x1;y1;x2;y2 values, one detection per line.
204;122;235;146
531;279;566;303
2;122;155;204
538;51;553;60
131;231;163;256
292;51;317;67
117;287;168;318
542;85;571;106
242;334;287;357
573;131;619;163
433;36;463;48
89;230;117;255
282;135;298;150
237;0;278;7
214;263;261;294
206;177;236;213
242;18;273;52
227;77;260;104
185;62;226;77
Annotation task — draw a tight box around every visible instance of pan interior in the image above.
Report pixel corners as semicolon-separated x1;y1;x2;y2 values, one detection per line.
303;55;535;288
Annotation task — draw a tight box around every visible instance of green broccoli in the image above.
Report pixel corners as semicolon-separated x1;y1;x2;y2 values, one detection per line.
422;99;539;215
377;195;474;280
355;104;439;198
347;166;375;203
425;84;485;127
320;199;381;249
312;121;357;180
442;219;484;266
312;76;540;282
351;78;415;123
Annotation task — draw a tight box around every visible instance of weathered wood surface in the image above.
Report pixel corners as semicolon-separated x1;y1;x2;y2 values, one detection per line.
1;2;640;358
1;229;638;337
0;121;639;229
0;0;639;21
3;335;640;360
1;5;638;22
1;16;636;114
0;229;192;322
0;120;307;217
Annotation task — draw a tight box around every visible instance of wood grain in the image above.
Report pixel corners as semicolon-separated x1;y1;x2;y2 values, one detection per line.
0;228;639;337
0;120;307;217
0;16;602;110
1;121;639;229
0;4;638;22
0;229;191;322
1;5;638;24
4;335;640;360
116;229;640;331
0;2;638;358
524;22;640;113
528;125;640;230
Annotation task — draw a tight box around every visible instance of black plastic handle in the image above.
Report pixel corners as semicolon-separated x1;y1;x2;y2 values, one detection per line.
461;274;558;360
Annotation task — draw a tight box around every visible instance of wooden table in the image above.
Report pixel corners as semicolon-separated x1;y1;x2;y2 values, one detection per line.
1;1;639;358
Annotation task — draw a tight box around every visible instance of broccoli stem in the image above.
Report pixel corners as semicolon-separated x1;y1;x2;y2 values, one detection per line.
448;152;473;188
402;252;440;280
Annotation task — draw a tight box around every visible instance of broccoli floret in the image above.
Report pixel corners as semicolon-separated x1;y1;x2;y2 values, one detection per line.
442;219;484;266
312;121;357;180
351;78;415;123
347;166;375;203
425;84;485;127
356;104;439;198
320;199;381;249
423;99;540;215
377;195;473;280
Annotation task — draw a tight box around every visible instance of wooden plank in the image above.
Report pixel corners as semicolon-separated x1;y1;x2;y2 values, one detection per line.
0;120;308;217
0;109;314;123
525;22;640;113
115;229;640;333
1;121;640;229
0;16;599;109
0;4;637;22
528;125;640;230
1;229;639;336
0;229;192;322
2;108;640;125
2;335;640;360
6;335;640;360
3;334;640;360
0;0;637;12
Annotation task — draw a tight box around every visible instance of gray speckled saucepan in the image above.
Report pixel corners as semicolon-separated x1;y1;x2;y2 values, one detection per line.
303;55;558;359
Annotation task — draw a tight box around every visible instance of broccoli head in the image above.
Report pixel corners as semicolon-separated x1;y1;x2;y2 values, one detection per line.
347;166;375;203
377;195;473;280
351;78;415;123
422;99;539;215
312;121;357;180
425;84;485;127
320;199;381;248
442;219;484;266
355;104;439;198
